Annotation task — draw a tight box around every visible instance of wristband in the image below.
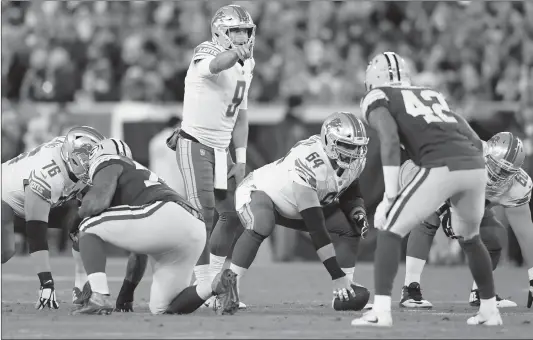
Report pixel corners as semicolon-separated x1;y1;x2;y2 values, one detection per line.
236;147;246;164
323;257;346;280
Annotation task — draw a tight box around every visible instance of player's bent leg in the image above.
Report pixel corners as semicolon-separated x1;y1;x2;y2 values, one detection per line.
229;191;276;293
354;167;452;327
400;220;439;309
115;253;149;312
1;201;16;263
449;169;502;326
176;137;216;285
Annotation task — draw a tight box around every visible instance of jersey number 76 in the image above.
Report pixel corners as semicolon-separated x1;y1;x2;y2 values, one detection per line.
401;90;458;124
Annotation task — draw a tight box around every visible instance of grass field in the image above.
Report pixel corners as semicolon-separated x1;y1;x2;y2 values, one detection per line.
2;256;532;339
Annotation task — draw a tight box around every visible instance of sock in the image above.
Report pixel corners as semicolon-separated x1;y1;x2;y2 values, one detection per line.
374;230;403;297
529;267;533;281
79;233;107;274
373;295;392;312
461;235;495;300
194;264;210;285
229;263;248;293
332;234;359;269
166;285;209;314
404;256;426;286
480;296;497;314
88;272;109;295
72;247;88;289
406;223;436;261
209;254;226;281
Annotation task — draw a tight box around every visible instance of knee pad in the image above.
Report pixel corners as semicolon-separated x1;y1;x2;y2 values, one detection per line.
247;229;268;242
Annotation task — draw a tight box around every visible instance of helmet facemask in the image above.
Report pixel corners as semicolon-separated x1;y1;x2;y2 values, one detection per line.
211;5;256;51
485;155;520;189
325;133;368;172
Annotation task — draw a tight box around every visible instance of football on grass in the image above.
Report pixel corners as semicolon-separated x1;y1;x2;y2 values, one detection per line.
332;284;370;311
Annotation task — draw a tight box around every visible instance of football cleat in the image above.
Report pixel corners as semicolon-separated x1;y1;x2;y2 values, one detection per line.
211;269;239;315
469;290;517;308
202;296;247;310
351;309;393;327
466;310;503;326
72;292;113;315
399;282;433;309
362;302;373;310
72;281;92;306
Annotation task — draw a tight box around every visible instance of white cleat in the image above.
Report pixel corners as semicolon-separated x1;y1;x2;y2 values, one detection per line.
496;298;518;308
351;309;393;327
467;311;503;326
202;296;247;309
469;290;517;308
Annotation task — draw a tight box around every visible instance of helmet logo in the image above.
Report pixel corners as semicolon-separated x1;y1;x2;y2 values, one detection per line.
326;117;343;130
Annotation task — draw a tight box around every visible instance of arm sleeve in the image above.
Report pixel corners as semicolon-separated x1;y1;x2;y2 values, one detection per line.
27;169;58;204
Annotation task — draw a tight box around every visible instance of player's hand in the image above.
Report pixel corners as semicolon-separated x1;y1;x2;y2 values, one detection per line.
441;208;458;239
332;275;355;302
527;280;533;308
352;211;369;239
233;44;252;61
374;195;394;230
35;285;59;310
115;300;134;312
228;163;246;185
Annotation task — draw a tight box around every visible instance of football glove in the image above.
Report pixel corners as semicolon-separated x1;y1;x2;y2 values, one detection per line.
35;283;59;310
527;280;533;308
352;211;369;239
115;300;134;313
166;128;179;151
441;208;458;239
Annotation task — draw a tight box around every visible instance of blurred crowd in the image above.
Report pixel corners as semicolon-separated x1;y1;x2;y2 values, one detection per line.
2;1;532;105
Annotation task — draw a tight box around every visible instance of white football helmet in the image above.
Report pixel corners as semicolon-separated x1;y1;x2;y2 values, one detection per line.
211;4;256;50
320;112;369;171
90;138;133;160
365;52;411;91
60;126;105;183
485;132;525;189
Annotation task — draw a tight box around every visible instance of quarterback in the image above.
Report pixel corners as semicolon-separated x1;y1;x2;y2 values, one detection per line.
1;126;104;310
72;138;239;315
352;52;501;327
166;4;255;308
228;112;371;311
400;132;533;309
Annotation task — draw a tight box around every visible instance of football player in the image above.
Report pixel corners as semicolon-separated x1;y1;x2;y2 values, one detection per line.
227;112;370;311
400;132;533;309
351;52;502;327
72;138;239;315
1;126;104;310
166;4;255;309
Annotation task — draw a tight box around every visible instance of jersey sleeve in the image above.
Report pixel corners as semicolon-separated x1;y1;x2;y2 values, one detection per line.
27;169;62;204
500;170;533;208
359;89;390;123
88;155;131;183
290;148;327;191
192;42;222;62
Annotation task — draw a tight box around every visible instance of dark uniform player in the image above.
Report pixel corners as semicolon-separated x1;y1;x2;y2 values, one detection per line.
72;139;239;316
351;52;502;327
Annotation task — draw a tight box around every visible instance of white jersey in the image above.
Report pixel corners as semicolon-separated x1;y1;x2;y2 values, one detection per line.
1;137;87;217
238;135;366;219
181;40;255;149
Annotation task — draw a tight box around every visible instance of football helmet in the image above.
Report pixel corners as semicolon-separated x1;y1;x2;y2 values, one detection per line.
90;138;133;160
485;132;525;188
60;126;105;183
211;4;255;50
320;112;369;171
365;52;411;91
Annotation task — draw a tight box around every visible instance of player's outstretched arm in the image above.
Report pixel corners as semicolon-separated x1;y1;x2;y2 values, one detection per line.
79;164;123;219
208;48;248;75
116;253;148;312
24;186;59;309
504;204;533;307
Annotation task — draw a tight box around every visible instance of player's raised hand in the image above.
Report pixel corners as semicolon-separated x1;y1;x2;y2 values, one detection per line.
35;285;60;310
332;275;355;302
527;280;533;308
233;44;252;61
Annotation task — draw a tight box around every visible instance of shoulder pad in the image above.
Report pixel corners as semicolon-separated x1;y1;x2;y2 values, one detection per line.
28;169;54;203
360;89;389;122
501;169;533;208
88;154;131;182
193;41;223;61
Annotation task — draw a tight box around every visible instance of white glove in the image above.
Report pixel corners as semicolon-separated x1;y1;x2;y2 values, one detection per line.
35;286;60;310
374;195;395;230
332;275;355;302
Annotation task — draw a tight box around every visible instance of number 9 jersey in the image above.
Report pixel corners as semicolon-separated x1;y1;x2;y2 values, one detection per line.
360;86;482;170
180;40;255;150
2;137;87;218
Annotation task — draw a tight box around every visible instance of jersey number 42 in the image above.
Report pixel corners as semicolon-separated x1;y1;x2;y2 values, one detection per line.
401;89;457;124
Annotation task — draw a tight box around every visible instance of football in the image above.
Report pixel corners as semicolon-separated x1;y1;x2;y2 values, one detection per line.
332;284;370;311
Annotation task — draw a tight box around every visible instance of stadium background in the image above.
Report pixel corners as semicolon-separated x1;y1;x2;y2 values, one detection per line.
2;1;532;266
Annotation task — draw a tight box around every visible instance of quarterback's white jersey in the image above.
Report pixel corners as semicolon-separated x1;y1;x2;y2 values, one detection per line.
1;137;87;217
236;135;366;219
180;40;254;149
